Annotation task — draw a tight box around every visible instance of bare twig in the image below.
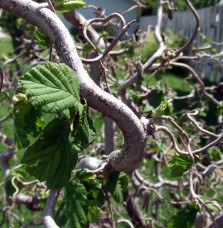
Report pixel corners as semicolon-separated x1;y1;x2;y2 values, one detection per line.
119;0;166;92
174;0;199;55
170;61;221;106
181;110;219;138
81;13;136;63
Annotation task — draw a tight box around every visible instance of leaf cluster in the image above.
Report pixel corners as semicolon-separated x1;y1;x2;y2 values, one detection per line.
13;62;96;189
54;170;129;227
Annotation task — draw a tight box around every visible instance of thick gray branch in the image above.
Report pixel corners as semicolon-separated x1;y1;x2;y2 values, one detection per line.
0;0;147;172
43;189;60;228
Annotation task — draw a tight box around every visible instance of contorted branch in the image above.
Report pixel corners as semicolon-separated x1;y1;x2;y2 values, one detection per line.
63;11;106;49
81;13;136;63
170;61;221;106
0;0;147;172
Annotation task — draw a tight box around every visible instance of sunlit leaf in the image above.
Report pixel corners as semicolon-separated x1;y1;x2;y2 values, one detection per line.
19;61;83;119
154;101;168;117
54;0;86;13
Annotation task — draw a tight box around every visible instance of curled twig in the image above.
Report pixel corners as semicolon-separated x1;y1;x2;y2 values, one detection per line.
174;0;199;56
119;0;166;92
81;13;136;63
170;61;221;106
189;168;218;228
180;110;219;138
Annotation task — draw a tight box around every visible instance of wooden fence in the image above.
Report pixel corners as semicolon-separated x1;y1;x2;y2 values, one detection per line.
139;6;223;82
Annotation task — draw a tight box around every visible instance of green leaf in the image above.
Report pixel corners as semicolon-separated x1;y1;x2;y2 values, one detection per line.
143;104;154;113
105;172;129;203
168;154;201;177
75;169;105;205
167;202;198;228
35;28;50;48
75;169;94;181
5;176;17;197
151;141;167;153
198;195;221;212
21;119;80;189
207;146;221;161
73;105;96;148
153;101;168;117
54;0;86;13
65;181;88;228
54;201;69;227
82;43;92;53
13;93;43;149
19;62;83;119
87;204;100;223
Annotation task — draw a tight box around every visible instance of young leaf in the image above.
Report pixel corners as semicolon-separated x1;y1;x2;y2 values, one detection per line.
168;154;201;177
75;169;94;182
54;0;86;13
105;172;129;203
19;62;83;119
167;202;198;228
21;119;80;189
75;169;105;205
35;28;50;48
153;101;168;117
13;93;43;149
65;181;88;228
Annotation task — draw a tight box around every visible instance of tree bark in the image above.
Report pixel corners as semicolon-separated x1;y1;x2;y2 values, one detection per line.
0;0;147;172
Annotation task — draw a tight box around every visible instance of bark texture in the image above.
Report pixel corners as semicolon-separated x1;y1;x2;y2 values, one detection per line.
0;0;147;172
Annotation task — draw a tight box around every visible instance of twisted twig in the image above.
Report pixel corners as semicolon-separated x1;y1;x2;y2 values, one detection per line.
174;0;200;55
170;61;221;106
81;13;136;63
119;0;166;92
